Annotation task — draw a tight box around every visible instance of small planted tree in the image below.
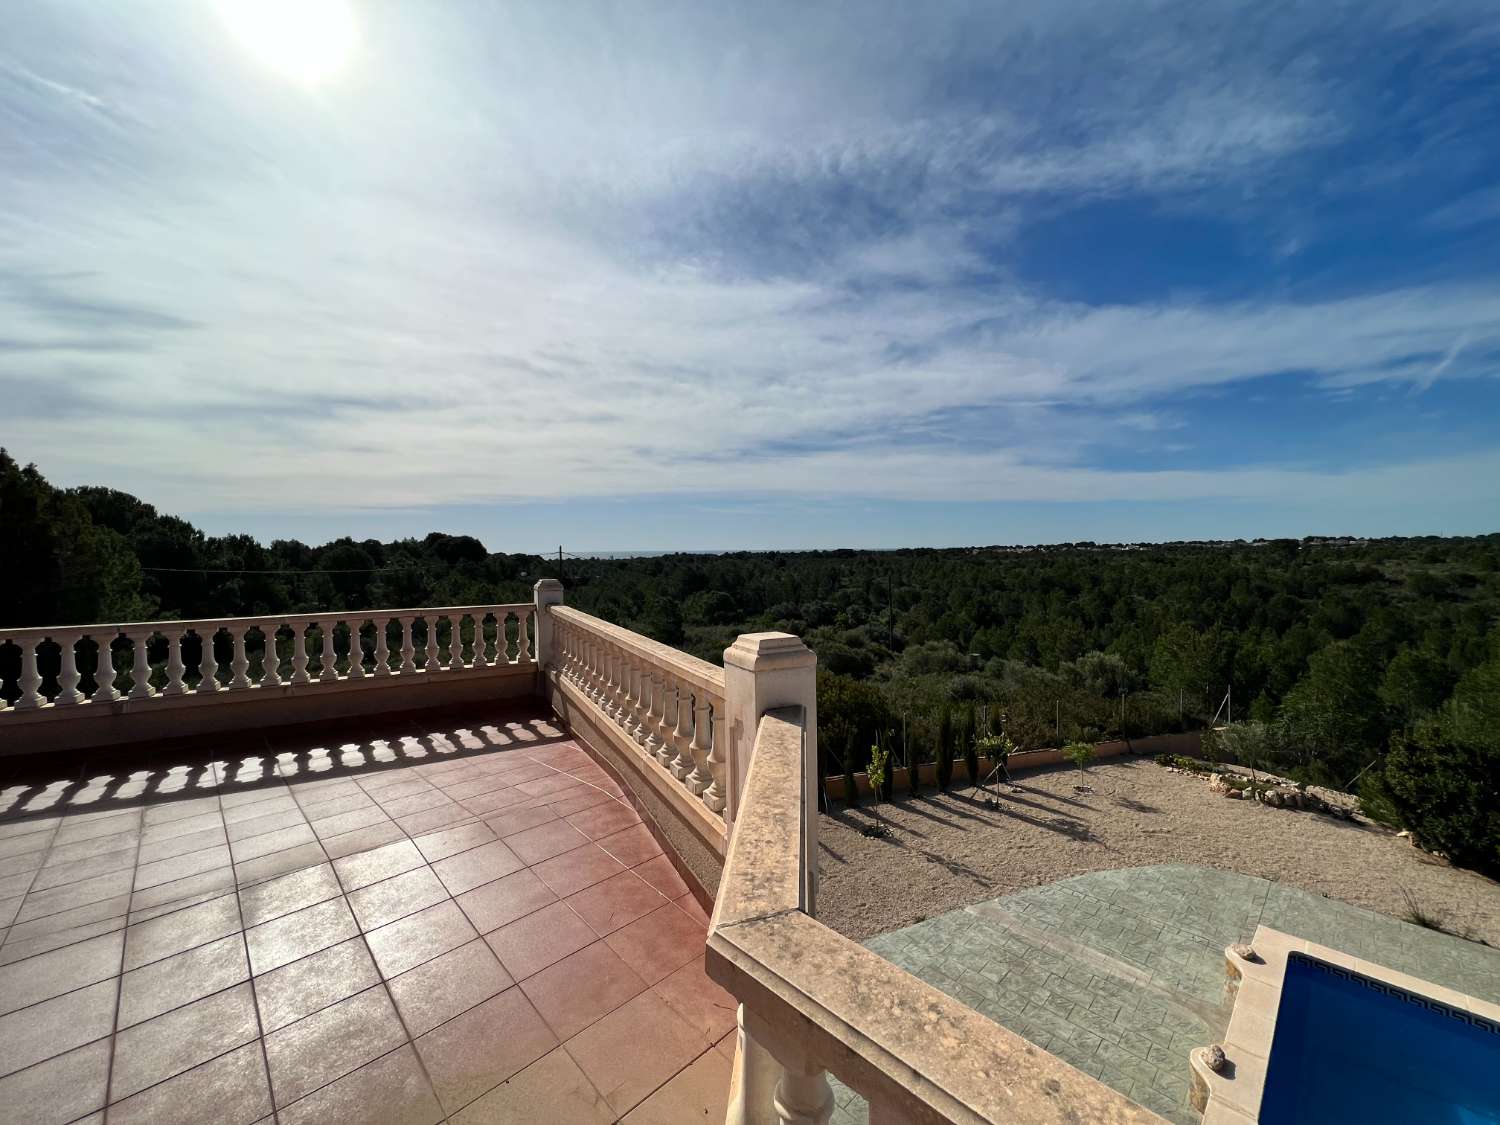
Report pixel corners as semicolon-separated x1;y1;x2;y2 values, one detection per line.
867;742;889;806
865;741;891;837
1064;741;1096;782
878;732;896;801
936;709;954;791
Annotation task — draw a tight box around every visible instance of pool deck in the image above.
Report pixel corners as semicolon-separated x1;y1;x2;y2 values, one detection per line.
830;864;1500;1125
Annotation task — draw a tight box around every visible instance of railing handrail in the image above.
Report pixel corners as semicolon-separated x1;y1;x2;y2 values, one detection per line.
551;606;724;697
0;602;535;639
707;709;1164;1125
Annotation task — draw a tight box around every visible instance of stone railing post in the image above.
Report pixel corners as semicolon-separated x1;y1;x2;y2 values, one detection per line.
722;632;818;910
730;1005;834;1125
533;579;564;673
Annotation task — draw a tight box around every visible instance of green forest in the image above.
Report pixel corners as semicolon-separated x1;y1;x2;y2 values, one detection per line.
3;449;1497;875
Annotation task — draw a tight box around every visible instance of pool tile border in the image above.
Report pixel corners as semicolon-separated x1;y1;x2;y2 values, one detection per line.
1189;925;1500;1123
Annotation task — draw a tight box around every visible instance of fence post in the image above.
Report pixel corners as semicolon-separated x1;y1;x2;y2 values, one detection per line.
532;579;564;674
723;632;818;909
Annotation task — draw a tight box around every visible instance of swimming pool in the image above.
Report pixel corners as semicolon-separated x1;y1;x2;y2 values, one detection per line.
1259;952;1500;1124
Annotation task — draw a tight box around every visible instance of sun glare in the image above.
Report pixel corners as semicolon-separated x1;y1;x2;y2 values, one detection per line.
220;0;356;85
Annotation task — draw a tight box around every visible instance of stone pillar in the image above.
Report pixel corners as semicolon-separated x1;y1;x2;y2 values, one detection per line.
727;1005;785;1125
532;579;564;673
722;632;818;911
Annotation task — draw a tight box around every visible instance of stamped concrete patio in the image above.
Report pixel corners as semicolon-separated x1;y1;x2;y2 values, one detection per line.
0;702;736;1125
831;863;1500;1125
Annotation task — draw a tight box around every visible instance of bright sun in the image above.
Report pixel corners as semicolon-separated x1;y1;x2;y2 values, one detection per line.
220;0;356;85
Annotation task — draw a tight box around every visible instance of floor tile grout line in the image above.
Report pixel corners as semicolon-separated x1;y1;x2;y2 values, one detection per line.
226;738;282;1125
98;764;153;1124
321;828;449;1122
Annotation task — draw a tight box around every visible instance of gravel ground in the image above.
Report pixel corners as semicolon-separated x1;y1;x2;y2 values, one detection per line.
817;755;1500;946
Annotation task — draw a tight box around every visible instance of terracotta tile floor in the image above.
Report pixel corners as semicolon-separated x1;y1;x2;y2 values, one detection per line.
0;703;737;1124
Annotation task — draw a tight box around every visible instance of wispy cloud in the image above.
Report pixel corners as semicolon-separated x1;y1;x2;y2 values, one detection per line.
1;0;1498;539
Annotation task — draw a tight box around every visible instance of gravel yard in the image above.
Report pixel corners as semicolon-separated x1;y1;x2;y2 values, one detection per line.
816;755;1500;947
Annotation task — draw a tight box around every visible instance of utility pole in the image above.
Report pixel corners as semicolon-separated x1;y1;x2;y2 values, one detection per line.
558;546;564;585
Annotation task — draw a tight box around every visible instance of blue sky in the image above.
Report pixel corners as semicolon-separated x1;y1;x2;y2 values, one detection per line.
2;1;1498;551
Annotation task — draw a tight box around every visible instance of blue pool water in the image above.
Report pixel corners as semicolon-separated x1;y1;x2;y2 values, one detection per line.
1260;953;1500;1124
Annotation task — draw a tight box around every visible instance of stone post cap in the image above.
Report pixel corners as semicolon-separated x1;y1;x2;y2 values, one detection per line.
724;632;815;671
533;578;564;597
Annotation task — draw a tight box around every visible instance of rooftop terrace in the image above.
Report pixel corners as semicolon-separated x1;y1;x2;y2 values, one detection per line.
0;701;733;1124
0;584;1162;1125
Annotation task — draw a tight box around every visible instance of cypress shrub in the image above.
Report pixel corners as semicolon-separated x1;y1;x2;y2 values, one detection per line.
842;744;859;809
936;709;954;791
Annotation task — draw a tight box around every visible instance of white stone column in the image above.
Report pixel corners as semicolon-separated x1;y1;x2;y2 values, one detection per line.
94;631;122;701
291;625;312;684
56;633;86;704
320;621;340;681
723;632;819;910
14;636;43;709
162;630;187;696
130;631;156;699
728;1005;833;1125
533;579;564;672
399;616;417;675
196;629;220;693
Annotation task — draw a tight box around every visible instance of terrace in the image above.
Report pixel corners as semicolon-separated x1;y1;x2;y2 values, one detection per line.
0;583;1156;1125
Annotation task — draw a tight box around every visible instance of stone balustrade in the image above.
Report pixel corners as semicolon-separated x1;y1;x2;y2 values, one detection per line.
549;605;728;825
0;604;535;710
708;705;1165;1125
0;604;537;753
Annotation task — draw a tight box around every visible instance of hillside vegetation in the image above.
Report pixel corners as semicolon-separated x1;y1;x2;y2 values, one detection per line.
3;449;1497;875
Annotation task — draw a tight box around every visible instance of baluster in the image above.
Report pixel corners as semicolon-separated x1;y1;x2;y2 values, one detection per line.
424;616;440;671
347;620;366;678
229;627;252;690
292;623;311;684
620;654;638;731
90;632;121;702
701;701;727;813
196;628;220;693
319;621;339;681
261;624;282;688
373;617;391;677
55;632;85;705
688;694;714;797
399;616;416;674
630;661;651;746
162;629;187;696
676;686;703;785
14;637;44;710
130;631;156;699
603;645;620;716
447;614;465;670
517;610;533;663
642;671;664;755
652;674;675;765
472;613;489;668
589;640;604;701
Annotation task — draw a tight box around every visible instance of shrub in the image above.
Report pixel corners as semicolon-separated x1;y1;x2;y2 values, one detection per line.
936;709;954;791
1381;728;1499;877
905;734;921;798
